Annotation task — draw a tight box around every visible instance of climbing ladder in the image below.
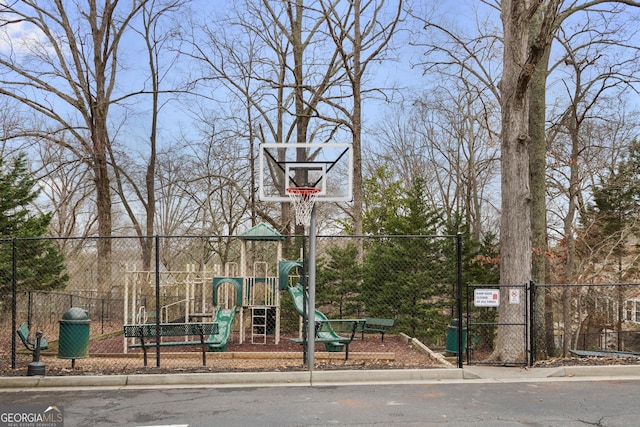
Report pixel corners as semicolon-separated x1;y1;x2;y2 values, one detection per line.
251;307;267;344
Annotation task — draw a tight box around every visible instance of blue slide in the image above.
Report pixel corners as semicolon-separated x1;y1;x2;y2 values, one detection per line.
207;308;235;352
287;283;345;352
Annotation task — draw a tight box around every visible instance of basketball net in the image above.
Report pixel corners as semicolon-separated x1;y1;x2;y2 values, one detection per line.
286;187;321;226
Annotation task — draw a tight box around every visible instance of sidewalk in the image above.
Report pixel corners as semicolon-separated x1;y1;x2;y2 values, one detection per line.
463;364;640;381
2;365;640;390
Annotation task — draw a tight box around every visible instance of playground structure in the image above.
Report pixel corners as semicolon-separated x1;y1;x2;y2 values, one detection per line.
124;263;212;327
212;223;285;345
123;142;355;365
124;143;356;370
123;223;304;350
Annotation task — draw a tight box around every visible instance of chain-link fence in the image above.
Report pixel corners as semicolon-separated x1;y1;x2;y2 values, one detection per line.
459;282;640;366
7;234;639;374
463;283;529;366
2;234;464;375
531;283;640;361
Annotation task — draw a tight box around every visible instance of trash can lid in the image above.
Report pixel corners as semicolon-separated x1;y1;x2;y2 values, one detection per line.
62;307;89;321
449;318;467;327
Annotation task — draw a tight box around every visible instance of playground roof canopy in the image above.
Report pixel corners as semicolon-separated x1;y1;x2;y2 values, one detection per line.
239;222;284;241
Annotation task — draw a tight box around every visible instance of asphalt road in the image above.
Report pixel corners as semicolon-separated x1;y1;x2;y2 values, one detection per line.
1;380;639;426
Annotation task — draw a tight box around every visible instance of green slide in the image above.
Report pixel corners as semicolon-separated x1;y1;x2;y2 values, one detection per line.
207;308;236;352
287;283;345;352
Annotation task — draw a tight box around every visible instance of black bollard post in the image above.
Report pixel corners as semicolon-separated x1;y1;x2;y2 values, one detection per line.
27;331;46;376
33;332;41;362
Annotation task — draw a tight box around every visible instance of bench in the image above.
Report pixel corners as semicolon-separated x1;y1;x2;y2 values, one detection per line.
124;322;218;367
290;319;366;361
16;323;48;362
362;318;395;342
569;349;640;359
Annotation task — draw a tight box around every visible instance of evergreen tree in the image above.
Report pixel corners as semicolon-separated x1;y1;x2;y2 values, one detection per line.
358;172;500;344
0;154;68;295
361;165;405;235
442;213;500;286
316;243;363;318
362;178;452;343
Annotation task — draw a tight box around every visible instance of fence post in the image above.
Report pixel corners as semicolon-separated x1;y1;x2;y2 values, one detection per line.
101;298;105;335
155;235;161;367
11;238;17;369
456;233;463;369
529;280;535;366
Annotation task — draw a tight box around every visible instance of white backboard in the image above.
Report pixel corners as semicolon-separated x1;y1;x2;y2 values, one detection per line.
258;142;353;203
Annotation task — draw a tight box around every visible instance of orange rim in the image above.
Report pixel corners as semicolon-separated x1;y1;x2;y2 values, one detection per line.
286;187;321;196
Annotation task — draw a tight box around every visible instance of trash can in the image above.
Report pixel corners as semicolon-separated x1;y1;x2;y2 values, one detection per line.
58;307;90;363
445;318;467;354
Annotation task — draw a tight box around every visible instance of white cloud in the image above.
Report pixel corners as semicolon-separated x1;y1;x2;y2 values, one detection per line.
0;19;51;56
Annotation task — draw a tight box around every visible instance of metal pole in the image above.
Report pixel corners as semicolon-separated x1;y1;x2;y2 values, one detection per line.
456;233;463;369
302;235;307;364
27;291;32;329
529;280;535;366
155;235;161;367
11;238;17;369
307;205;317;372
101;298;105;335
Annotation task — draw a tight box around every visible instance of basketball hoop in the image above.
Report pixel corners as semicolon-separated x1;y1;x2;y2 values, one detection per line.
286;187;321;226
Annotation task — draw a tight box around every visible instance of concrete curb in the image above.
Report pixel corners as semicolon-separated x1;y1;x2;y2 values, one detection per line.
0;369;461;390
1;375;129;389
310;368;463;385
2;365;640;390
548;365;640;378
124;371;311;387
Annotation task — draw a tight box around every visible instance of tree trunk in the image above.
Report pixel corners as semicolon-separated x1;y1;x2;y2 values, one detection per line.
528;9;552;360
92;127;113;291
493;0;533;362
493;0;562;363
290;0;311;237
320;0;401;252
351;0;364;259
91;1;113;287
142;2;159;273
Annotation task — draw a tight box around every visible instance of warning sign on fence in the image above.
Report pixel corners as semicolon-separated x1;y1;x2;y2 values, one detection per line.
509;289;520;304
474;289;500;307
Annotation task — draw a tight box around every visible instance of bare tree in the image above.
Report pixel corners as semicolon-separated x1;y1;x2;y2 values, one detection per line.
410;5;503;240
0;1;149;287
35;140;97;245
370;87;501;241
544;21;640;353
414;0;639;360
528;0;640;359
179;132;252;237
320;0;404;241
182;0;351;237
110;0;186;271
179;2;288;233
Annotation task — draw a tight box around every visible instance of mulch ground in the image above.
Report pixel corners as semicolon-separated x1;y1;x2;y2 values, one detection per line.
5;329;640;377
2;333;451;377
